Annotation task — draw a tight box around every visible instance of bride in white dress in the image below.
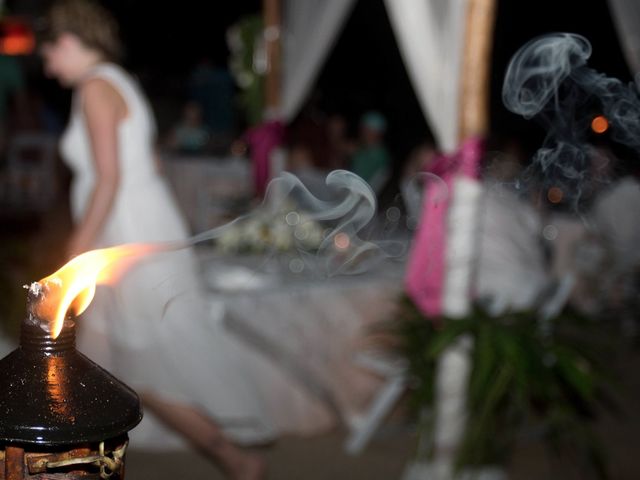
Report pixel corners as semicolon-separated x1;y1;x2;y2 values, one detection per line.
38;1;330;478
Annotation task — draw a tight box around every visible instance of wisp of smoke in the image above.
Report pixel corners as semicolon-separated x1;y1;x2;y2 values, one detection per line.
503;33;592;119
187;169;406;276
29;171;409;333
502;32;640;208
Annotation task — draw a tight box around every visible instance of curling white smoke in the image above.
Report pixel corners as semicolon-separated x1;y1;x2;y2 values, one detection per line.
503;33;592;119
503;32;640;208
189;169;406;276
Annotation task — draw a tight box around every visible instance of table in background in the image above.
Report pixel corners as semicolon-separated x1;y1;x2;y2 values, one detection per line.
161;153;253;232
199;249;406;422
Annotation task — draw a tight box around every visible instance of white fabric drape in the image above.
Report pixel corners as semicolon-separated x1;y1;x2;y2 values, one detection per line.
383;0;468;153
281;0;469;152
281;0;357;121
607;0;640;79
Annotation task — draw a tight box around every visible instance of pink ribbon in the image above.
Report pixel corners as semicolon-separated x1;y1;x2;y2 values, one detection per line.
244;120;286;198
404;136;484;319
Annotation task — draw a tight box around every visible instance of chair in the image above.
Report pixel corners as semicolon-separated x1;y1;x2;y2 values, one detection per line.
344;350;408;455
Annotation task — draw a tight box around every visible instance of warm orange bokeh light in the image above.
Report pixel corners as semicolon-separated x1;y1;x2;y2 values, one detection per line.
0;34;35;55
0;19;36;55
334;232;351;251
35;244;160;339
547;186;564;204
591;115;609;134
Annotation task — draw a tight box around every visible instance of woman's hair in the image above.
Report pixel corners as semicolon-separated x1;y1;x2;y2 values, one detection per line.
42;0;122;61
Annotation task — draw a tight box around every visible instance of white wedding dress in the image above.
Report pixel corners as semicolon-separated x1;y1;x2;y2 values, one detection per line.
60;63;333;448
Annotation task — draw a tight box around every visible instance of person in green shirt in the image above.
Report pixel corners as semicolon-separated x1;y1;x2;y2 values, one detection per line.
349;110;391;193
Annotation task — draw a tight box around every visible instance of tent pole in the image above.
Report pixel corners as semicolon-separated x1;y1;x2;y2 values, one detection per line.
458;0;497;141
430;1;498;476
263;0;282;116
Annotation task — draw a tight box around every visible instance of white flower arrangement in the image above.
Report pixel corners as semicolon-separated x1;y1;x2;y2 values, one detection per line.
216;203;325;255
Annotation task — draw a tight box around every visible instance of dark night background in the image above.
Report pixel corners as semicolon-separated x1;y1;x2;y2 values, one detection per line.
7;0;634;172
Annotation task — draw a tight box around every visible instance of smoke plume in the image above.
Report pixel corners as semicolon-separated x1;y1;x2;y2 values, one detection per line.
502;32;640;208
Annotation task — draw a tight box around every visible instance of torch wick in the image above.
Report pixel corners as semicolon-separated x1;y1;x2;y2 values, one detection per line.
24;281;53;329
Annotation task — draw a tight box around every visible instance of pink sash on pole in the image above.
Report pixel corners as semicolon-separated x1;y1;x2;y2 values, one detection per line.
404;137;484;319
244;120;285;198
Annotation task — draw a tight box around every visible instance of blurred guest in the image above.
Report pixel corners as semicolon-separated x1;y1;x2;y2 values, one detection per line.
40;1;264;478
166;100;210;154
399;141;437;220
285;142;328;197
401;141;437;180
349;111;391;193
286;98;328;169
0;54;27;156
325;113;354;170
483;137;526;185
187;57;234;150
286;143;315;173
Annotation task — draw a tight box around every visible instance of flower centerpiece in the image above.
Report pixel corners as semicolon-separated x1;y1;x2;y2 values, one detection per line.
215;200;325;255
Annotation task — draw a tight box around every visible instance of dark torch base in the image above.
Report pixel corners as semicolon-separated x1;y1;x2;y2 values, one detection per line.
0;435;129;479
0;317;142;480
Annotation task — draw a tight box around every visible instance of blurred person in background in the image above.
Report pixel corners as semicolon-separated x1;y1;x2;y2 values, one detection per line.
39;1;265;478
187;57;234;152
166;100;210;154
0;53;27;157
349;110;391;193
325;113;354;170
399;140;437;221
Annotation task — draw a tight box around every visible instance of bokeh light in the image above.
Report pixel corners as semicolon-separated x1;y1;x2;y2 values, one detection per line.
591;115;609;134
288;258;305;273
542;224;559;241
547;186;564;204
334;232;350;251
285;211;300;226
0;19;35;56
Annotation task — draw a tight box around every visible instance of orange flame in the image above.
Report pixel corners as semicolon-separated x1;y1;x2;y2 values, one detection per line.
35;244;161;339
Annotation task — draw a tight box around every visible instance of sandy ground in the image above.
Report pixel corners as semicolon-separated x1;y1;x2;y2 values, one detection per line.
125;347;640;480
126;427;415;480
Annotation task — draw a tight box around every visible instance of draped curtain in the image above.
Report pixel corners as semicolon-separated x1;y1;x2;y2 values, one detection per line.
280;0;357;121
280;1;640;151
281;0;469;154
606;0;640;79
383;0;468;153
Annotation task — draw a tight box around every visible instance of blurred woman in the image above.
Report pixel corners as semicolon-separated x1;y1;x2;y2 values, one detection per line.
40;1;265;478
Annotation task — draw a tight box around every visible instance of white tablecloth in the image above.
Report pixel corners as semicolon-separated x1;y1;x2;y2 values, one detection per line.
201;251;406;422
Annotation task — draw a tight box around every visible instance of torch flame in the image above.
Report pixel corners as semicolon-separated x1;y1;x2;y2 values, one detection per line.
35;244;161;339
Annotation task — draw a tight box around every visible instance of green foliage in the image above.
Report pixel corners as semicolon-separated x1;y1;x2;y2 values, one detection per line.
390;295;619;476
227;14;266;126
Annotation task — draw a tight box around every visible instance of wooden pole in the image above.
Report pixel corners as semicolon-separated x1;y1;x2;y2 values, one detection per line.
457;0;497;141
430;1;498;473
263;0;282;116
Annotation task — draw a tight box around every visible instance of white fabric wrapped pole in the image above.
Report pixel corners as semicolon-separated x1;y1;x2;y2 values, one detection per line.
442;178;483;317
433;178;482;480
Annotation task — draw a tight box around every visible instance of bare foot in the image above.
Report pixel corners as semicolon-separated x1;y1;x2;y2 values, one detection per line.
227;450;267;480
